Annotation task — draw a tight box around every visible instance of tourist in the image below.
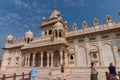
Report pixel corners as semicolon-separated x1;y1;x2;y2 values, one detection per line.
61;64;65;80
90;62;98;80
30;65;38;80
109;62;117;80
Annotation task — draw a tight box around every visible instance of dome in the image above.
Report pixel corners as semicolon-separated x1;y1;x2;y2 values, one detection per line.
25;30;34;38
7;35;13;40
53;22;64;30
25;30;33;36
49;8;61;20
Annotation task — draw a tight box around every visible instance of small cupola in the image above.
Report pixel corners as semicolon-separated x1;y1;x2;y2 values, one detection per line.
53;21;64;30
82;20;87;29
53;22;65;39
24;30;34;43
93;18;99;26
105;15;112;24
6;35;13;44
72;23;77;30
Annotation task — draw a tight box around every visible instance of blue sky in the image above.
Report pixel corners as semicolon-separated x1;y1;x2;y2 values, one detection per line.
0;0;120;59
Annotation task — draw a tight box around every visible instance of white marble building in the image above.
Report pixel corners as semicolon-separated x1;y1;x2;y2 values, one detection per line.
1;8;120;76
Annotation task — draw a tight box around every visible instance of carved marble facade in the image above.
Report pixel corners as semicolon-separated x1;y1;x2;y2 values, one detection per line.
1;8;120;70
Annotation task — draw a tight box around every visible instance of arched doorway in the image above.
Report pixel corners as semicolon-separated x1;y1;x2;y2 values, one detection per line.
35;52;40;67
43;52;47;67
29;53;33;66
53;50;60;67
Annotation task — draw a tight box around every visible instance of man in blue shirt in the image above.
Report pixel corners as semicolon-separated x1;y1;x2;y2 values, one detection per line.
30;65;38;80
109;63;117;80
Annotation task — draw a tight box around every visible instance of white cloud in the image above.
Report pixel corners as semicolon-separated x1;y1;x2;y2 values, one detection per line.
7;13;21;19
8;0;31;9
64;0;85;7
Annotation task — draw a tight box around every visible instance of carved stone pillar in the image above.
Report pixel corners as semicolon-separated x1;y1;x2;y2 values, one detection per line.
25;54;28;67
41;51;43;67
27;54;30;67
39;53;41;67
60;49;63;65
32;52;36;66
47;52;49;67
64;52;68;67
51;51;53;67
19;53;22;67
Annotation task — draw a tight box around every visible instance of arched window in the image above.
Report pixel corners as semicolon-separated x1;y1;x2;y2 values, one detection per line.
49;30;52;35
70;55;74;60
59;31;62;37
27;38;30;43
45;31;47;36
55;31;58;37
93;53;97;59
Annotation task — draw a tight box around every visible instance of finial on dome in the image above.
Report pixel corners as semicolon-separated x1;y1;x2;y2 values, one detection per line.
54;5;57;10
65;21;68;24
42;16;46;25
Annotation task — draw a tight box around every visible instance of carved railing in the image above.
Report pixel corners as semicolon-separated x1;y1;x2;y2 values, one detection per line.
0;72;30;80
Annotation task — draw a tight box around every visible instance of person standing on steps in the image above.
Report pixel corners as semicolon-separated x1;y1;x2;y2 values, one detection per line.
30;65;38;80
90;62;98;80
109;62;117;80
61;64;66;80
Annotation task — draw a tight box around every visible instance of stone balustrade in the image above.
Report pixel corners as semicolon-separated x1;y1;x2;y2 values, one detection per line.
5;42;23;48
66;22;120;37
